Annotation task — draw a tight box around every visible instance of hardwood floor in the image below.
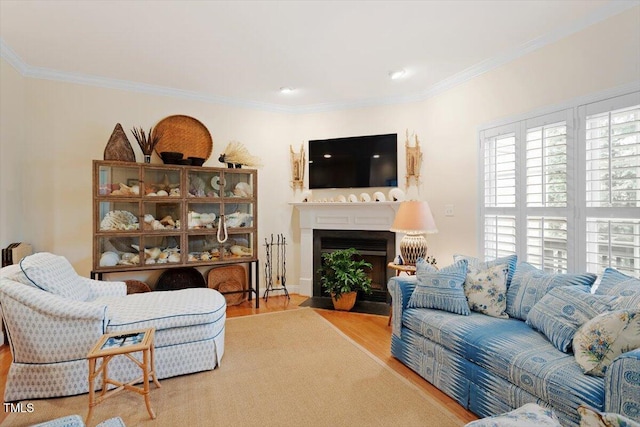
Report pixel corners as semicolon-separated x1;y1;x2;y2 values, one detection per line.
0;294;477;424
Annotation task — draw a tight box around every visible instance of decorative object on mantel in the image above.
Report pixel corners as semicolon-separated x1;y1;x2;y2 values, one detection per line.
373;191;386;202
388;188;406;202
359;192;372;202
348;194;358;203
405;129;423;188
153;115;213;161
103;123;135;162
301;190;313;202
218;141;262;168
290;144;305;189
390;200;438;265
132;126;162;163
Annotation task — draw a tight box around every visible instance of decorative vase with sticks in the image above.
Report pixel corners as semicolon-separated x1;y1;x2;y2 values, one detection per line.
132;127;162;163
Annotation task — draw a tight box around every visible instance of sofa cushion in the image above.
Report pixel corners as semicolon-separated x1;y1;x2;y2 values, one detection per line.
506;262;597;321
402;307;606;413
98;287;226;332
408;258;469;315
573;309;640;377
463;263;509;319
525;287;618;353
464;403;562;427
454;254;518;289
595;268;640;310
19;253;89;301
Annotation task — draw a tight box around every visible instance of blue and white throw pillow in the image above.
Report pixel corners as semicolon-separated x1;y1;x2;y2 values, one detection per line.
595;267;640;310
464;263;509;319
453;254;518;289
464;403;562;427
19;252;89;301
408;258;469;315
525;286;618;353
578;405;640;427
506;262;597;321
573;309;640;377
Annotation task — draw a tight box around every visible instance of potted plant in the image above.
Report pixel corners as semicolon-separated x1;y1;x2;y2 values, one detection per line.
318;247;373;311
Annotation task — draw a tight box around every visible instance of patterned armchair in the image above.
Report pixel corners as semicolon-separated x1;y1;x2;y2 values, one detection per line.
0;253;226;402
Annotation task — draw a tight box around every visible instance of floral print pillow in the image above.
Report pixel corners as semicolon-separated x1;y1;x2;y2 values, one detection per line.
578;404;640;427
464;264;509;319
464;403;562;427
573;309;640;377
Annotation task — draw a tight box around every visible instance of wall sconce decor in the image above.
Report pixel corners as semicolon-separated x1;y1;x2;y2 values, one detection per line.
405;130;422;188
290;144;305;190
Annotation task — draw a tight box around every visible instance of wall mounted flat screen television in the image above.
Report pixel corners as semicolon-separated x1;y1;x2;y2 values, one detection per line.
308;133;398;189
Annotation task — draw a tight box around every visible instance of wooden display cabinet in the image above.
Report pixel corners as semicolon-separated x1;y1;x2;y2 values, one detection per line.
93;160;258;275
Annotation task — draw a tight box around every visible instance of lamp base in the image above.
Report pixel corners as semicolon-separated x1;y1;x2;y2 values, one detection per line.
400;234;427;265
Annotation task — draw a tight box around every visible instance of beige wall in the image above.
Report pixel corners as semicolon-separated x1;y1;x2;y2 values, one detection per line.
0;58;25;248
1;7;638;288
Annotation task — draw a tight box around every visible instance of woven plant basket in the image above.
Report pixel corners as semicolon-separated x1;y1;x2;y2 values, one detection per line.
331;291;357;311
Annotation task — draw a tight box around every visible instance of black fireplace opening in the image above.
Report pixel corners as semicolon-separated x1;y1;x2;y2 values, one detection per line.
313;229;395;303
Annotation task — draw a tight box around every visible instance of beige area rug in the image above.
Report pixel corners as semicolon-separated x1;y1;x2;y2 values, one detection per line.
3;308;465;427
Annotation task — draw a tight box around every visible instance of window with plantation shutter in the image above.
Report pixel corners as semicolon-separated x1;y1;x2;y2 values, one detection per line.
479;90;640;277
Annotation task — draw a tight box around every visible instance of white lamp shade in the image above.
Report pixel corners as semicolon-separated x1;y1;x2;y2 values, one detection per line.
390;201;438;235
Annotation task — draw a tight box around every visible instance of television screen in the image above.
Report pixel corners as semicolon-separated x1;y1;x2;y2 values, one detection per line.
309;134;398;189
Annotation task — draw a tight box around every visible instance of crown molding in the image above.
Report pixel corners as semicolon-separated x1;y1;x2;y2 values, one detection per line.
1;1;638;114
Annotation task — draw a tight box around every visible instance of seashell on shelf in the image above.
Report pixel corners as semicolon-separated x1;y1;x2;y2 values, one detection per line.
99;251;119;267
336;195;347;203
156;190;169;197
169;188;181;197
160;216;175;227
144;214;155;223
168;253;180;263
225;212;252;228
230;245;252;256
151;220;165;230
233;182;252;197
100;210;139;231
348;194;358;203
359;193;371;202
145;247;161;259
373;191;386;202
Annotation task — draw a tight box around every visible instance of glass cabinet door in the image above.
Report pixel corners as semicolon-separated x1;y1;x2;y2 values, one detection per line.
97;236;141;268
187;234;223;263
187;169;223;198
143;202;181;231
222;202;254;229
97;164;140;197
98;202;140;232
143;167;181;197
222;170;254;199
223;232;254;261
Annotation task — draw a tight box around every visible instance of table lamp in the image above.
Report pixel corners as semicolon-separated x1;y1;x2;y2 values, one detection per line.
390;200;438;265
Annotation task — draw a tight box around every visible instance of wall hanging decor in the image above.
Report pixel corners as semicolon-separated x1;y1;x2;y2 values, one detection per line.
405;129;423;188
290;144;305;190
103;123;135;162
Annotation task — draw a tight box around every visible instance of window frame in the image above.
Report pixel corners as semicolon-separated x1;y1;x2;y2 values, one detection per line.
478;86;640;275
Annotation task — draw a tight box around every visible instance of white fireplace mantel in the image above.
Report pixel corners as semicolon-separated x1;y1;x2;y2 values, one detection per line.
291;202;400;296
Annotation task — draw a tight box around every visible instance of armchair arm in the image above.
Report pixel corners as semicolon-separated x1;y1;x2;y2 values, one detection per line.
605;348;640;423
388;275;417;338
79;276;126;299
0;279;108;364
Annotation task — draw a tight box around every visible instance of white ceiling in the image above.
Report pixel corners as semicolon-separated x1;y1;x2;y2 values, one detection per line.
0;0;636;112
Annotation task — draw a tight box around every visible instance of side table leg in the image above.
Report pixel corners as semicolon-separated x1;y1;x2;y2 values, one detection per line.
142;348;156;419
86;357;97;424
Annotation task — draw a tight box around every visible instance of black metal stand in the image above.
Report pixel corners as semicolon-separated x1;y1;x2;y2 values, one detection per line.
263;233;290;301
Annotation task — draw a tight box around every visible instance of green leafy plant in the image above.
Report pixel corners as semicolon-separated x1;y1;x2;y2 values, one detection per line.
318;248;373;300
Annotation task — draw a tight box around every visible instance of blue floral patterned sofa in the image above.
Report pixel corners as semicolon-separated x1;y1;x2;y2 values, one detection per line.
389;256;640;427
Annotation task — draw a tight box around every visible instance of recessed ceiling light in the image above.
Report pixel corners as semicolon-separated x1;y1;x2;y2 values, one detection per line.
279;87;295;94
388;69;406;80
372;154;380;159
323;154;332;159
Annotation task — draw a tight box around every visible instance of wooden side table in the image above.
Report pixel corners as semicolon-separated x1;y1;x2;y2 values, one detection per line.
86;328;161;424
387;262;417;326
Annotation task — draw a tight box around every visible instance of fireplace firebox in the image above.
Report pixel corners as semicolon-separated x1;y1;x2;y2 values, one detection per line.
313;229;395;303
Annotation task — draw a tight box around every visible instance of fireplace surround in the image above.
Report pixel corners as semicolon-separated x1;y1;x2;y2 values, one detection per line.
292;202;401;297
